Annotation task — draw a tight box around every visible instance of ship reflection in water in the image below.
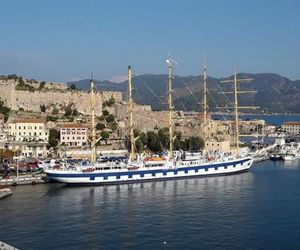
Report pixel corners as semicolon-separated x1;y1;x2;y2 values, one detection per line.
1;162;300;249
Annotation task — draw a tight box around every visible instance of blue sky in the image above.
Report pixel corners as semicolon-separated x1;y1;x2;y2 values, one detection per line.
0;0;300;82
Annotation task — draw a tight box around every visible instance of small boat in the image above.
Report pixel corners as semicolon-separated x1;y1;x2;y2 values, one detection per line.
0;187;13;199
281;154;297;161
269;155;282;161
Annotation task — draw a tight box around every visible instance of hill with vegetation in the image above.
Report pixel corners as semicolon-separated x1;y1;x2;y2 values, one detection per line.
68;73;300;114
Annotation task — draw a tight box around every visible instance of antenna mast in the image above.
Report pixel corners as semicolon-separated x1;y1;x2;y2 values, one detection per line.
90;72;97;163
167;56;174;158
128;65;135;161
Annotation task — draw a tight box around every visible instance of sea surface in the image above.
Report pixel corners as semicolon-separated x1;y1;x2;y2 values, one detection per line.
1;160;300;249
212;114;300;126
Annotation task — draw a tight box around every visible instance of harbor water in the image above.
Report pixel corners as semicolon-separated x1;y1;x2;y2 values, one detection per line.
0;160;300;249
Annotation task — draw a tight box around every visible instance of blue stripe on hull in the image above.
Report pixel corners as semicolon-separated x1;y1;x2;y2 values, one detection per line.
46;158;251;180
60;168;250;186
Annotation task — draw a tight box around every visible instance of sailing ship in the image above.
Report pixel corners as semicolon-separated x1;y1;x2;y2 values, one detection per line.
44;60;253;185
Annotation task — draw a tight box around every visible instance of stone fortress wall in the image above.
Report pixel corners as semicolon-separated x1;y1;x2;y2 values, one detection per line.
0;79;123;115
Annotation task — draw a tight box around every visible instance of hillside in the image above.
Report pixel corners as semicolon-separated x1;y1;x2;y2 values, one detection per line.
68;73;300;113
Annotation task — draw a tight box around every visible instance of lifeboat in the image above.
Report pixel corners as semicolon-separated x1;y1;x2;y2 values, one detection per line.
143;156;166;165
127;165;140;170
82;168;95;173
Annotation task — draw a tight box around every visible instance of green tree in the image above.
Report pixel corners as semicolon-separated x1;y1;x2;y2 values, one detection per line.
69;83;77;90
96;122;106;130
102;109;109;116
158;127;169;149
135;138;144;153
46;116;58;122
40;105;46;112
189;136;204;151
173;131;183;150
72;108;78;116
105;114;115;123
39;81;46;90
0;101;10;122
48;128;59;148
108;121;118;131
100;131;110;144
52;108;59;115
64;106;72;117
146;131;162;152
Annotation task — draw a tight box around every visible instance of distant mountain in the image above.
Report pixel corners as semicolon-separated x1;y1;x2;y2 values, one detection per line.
67;73;300;113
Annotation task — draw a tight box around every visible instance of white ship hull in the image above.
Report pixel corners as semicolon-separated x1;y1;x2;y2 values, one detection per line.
45;158;253;185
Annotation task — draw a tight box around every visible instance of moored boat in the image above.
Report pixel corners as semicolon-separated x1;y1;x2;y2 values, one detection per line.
44;60;253;185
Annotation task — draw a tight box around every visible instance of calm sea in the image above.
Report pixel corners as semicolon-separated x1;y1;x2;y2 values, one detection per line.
1;160;300;250
212;114;300;126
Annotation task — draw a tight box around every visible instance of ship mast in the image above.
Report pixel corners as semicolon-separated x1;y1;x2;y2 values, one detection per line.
90;73;97;163
203;56;208;140
220;68;256;154
233;69;239;151
128;65;135;161
167;57;174;159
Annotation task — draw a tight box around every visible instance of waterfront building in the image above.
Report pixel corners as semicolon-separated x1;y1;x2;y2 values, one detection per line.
60;124;88;147
282;121;300;135
8;119;49;142
8;141;48;158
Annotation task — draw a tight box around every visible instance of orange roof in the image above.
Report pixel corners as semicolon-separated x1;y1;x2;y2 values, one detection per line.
12;118;46;124
60;123;88;128
283;121;300;126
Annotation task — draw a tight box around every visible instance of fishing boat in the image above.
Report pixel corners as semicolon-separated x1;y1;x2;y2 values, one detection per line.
44;59;253;185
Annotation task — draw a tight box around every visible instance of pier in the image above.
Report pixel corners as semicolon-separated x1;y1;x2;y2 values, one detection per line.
0;241;18;250
0;174;45;186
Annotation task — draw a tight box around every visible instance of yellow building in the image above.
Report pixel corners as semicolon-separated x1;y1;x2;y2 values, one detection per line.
8;119;49;142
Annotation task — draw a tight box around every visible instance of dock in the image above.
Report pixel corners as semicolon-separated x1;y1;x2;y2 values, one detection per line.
0;241;19;250
0;174;46;186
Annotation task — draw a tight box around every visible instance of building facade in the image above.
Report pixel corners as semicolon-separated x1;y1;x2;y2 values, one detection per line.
282;121;300;135
8;142;48;158
8;119;49;142
60;124;88;147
